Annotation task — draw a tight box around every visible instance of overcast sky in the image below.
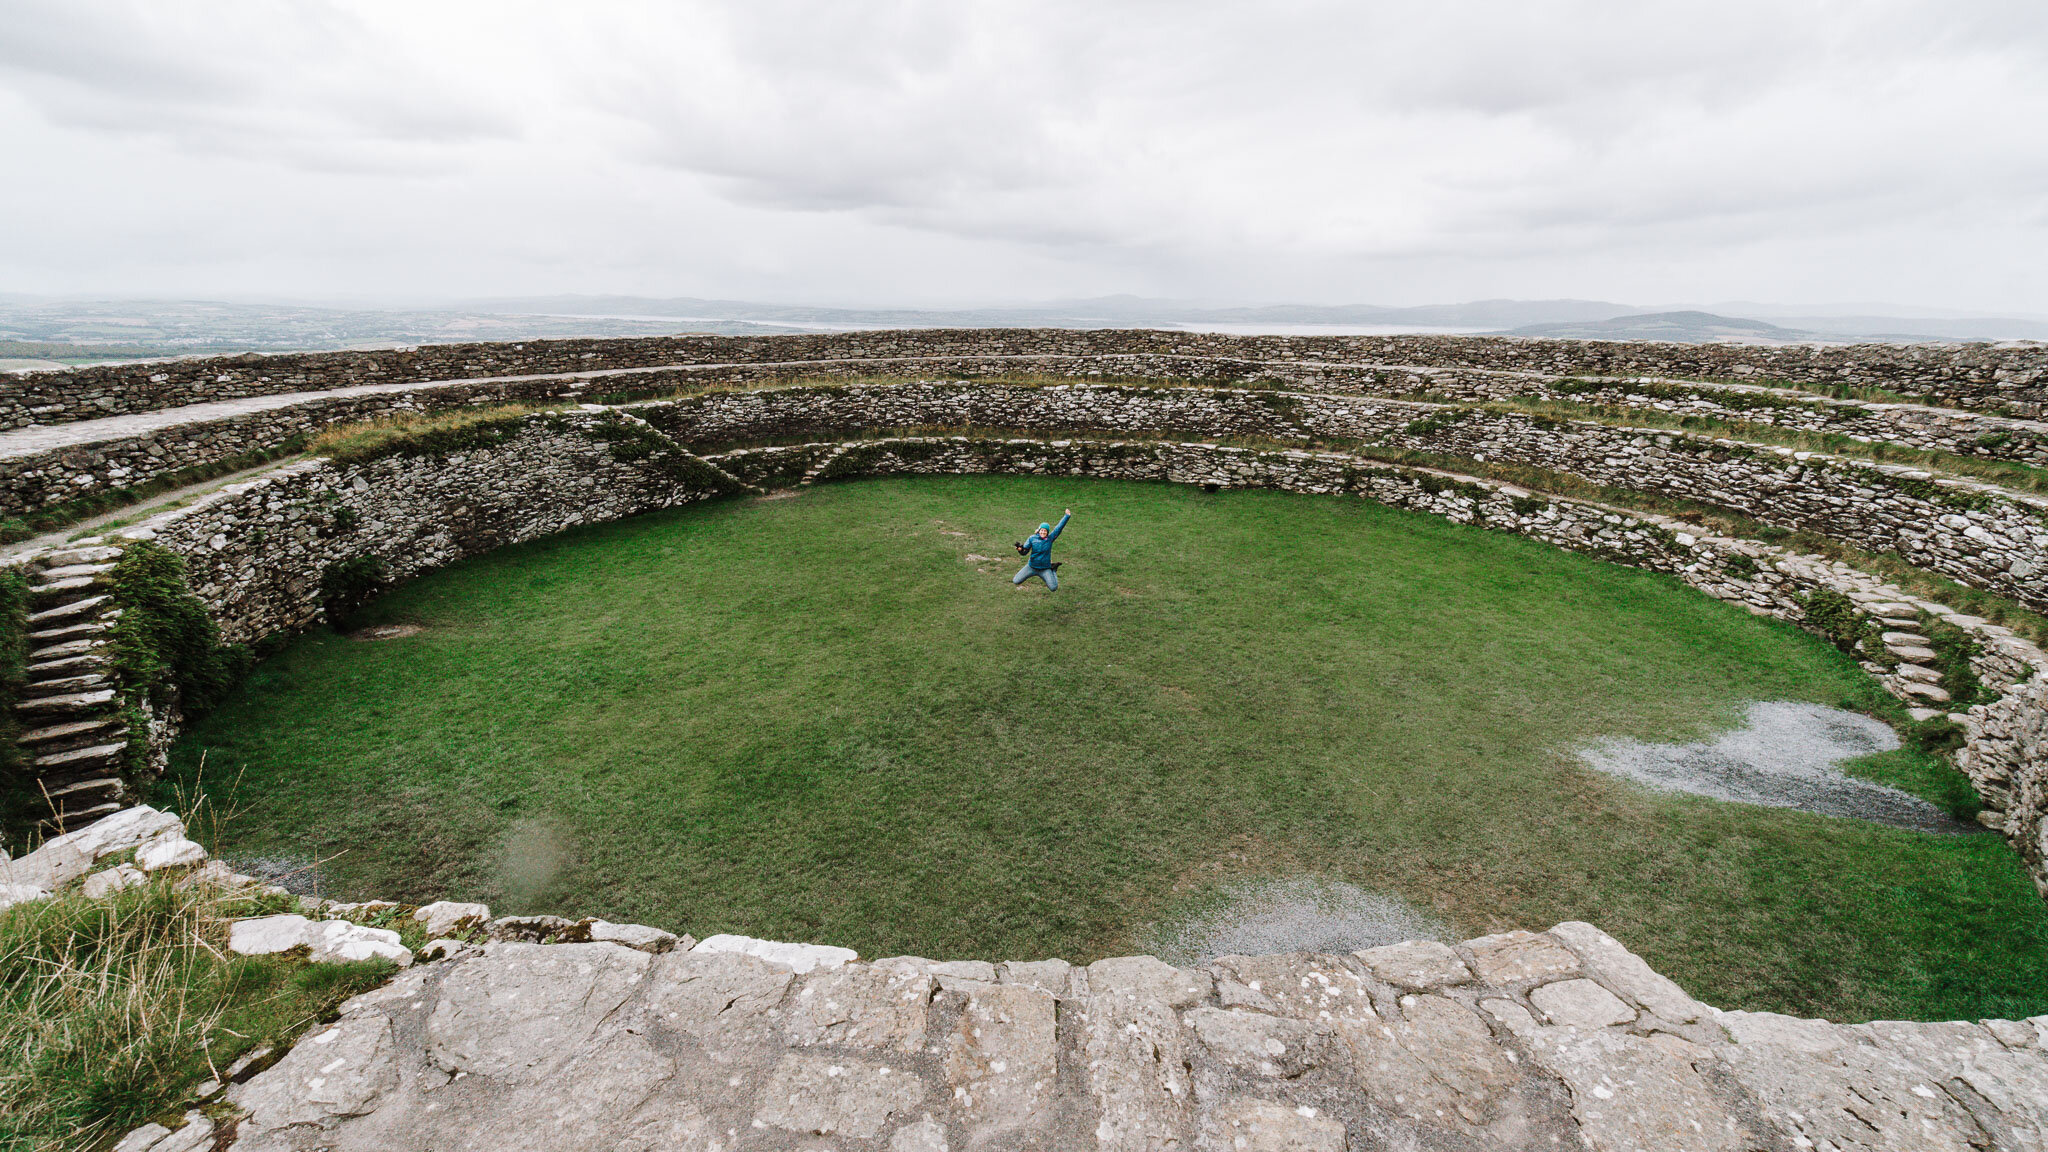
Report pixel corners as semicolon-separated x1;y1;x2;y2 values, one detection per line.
2;1;2044;312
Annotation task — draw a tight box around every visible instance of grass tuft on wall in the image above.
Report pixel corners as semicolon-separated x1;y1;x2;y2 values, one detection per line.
0;879;394;1151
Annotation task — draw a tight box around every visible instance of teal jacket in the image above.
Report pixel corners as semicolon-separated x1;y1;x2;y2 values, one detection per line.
1024;513;1070;569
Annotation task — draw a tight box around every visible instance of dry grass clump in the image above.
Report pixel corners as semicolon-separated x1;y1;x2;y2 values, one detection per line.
0;877;393;1151
307;403;558;464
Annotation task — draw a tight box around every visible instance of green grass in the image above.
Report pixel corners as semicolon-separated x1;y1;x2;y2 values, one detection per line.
0;878;394;1152
166;475;2048;1023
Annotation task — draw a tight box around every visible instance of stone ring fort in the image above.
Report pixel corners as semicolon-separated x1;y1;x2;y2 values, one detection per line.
3;329;2046;1150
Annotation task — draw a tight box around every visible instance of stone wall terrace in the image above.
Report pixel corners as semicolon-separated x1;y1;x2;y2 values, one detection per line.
128;410;745;646
6;328;2044;428
10;358;2047;530
630;381;2048;612
0;373;598;521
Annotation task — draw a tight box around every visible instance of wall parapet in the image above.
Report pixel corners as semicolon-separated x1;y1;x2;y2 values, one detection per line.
6;327;2044;430
101;911;2048;1152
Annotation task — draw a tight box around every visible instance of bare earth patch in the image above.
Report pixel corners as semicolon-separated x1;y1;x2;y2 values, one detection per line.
1139;874;1451;966
1577;700;1971;833
348;623;424;641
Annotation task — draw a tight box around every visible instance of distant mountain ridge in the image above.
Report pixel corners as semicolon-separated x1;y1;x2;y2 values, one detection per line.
1504;311;1814;343
5;295;2045;367
462;294;2048;343
466;293;1650;331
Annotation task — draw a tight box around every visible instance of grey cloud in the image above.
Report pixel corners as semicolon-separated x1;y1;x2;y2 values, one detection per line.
0;0;2043;310
0;0;518;167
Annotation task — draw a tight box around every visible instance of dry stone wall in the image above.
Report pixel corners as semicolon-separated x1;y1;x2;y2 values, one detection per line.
0;374;594;520
7;328;2044;429
11;354;2047;527
10;362;2047;1151
126;409;745;646
109;918;2048;1152
12;409;2037;895
631;381;2048;612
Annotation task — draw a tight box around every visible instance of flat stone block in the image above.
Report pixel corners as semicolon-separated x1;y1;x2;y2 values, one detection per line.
1465;930;1581;985
1530;978;1636;1028
1356;939;1471;990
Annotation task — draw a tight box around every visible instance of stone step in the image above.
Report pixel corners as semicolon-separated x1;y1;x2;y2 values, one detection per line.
1900;680;1952;702
28;615;117;643
29;638;101;663
1880;631;1931;646
19;716;126;747
37;773;127;805
38;562;115;581
30;576;101;601
1887;644;1938;663
26;652;109;677
1894;663;1942;684
28;594;110;625
32;741;127;774
13;688;118;715
39;801;126;834
43;545;122;566
22;672;111;697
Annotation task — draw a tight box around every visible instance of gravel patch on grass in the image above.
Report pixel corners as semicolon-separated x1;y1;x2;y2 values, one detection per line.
217;854;327;896
1578;700;1971;833
1140;875;1450;966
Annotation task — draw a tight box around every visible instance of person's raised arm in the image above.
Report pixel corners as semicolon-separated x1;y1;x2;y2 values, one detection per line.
1048;509;1072;541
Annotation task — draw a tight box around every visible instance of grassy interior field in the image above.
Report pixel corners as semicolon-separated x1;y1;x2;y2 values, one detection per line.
166;475;2048;1023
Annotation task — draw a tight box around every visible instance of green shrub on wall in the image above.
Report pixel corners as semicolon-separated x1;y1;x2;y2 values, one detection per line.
0;567;36;847
579;413;749;493
0;567;26;775
320;555;389;631
1919;613;1997;710
105;543;249;719
1798;588;1890;667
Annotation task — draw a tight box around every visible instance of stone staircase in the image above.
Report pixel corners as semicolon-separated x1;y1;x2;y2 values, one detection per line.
11;540;131;833
797;442;852;485
1857;597;1962;714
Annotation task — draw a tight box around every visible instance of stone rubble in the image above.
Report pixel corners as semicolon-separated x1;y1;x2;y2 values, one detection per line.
100;918;2048;1152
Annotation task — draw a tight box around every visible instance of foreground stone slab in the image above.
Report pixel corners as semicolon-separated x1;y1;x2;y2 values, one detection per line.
112;923;2048;1152
694;931;858;973
411;900;489;938
0;803;183;891
228;914;414;967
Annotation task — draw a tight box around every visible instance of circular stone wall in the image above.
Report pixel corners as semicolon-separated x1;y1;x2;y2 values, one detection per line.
167;474;2047;1021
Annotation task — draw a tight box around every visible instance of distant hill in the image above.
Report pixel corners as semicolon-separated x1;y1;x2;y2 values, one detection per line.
5;296;2043;358
467;294;1650;332
1504;311;1814;343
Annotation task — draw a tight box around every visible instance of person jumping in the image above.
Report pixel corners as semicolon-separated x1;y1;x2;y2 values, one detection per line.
1013;508;1073;591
